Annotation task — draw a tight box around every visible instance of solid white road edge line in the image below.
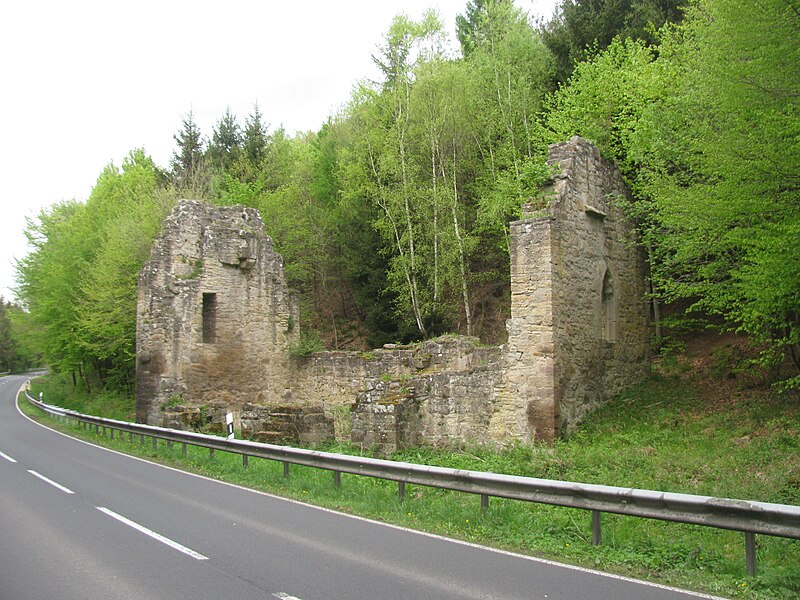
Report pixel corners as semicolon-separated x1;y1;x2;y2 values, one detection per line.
272;593;303;600
96;506;208;561
27;469;75;494
15;385;724;600
0;450;17;462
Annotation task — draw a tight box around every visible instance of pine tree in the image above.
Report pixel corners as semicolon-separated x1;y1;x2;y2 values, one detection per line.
208;107;242;171
243;103;268;168
170;110;205;186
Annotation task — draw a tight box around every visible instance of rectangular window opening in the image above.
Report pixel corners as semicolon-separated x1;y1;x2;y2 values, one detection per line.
202;293;217;343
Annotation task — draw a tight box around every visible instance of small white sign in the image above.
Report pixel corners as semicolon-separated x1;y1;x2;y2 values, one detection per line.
225;412;234;440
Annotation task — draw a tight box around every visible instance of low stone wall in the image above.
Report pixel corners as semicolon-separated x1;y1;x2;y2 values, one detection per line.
155;335;501;453
297;336;501;453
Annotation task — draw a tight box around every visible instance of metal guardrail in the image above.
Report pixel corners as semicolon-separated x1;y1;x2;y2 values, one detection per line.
24;388;800;577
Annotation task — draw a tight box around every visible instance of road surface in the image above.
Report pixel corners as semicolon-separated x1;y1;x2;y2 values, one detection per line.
0;374;723;599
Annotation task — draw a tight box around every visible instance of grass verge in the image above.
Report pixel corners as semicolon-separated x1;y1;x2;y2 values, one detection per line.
21;372;800;599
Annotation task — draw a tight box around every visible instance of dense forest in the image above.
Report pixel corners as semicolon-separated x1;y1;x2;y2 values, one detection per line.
9;0;799;398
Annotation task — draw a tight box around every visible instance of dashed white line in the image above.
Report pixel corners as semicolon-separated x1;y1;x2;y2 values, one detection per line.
273;593;303;600
96;506;208;561
27;470;74;494
0;450;17;462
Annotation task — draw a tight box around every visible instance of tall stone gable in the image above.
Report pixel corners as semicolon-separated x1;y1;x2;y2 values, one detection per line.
135;200;300;423
497;136;650;441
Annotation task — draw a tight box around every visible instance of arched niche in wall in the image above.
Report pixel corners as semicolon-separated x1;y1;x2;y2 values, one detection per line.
601;267;618;343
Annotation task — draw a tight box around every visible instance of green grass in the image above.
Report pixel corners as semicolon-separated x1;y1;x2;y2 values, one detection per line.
22;372;800;599
31;373;135;421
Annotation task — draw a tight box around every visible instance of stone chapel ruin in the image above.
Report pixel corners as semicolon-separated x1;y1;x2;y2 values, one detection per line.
136;137;650;451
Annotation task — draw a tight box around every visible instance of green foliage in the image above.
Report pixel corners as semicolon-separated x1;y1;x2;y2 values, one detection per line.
29;372;134;420
545;36;657;169
287;330;325;358
0;299;17;371
541;0;685;84
16;149;173;392
631;0;800;384
242;103;268;170
6;304;44;370
545;1;800;387
207;107;243;172
170;109;207;193
455;0;514;57
337;3;554;340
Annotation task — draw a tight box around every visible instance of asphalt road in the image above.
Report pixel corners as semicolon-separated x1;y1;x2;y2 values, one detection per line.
0;374;724;600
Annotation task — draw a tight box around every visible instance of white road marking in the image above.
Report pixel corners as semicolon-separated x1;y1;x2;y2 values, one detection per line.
28;470;74;494
96;506;208;561
0;450;17;462
273;593;303;600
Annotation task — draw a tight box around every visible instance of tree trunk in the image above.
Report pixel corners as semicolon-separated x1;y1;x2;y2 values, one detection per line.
449;146;472;336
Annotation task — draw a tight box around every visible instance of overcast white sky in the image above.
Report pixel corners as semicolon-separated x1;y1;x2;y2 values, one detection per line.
0;0;558;302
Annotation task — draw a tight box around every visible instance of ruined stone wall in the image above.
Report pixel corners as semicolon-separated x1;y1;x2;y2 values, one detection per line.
136;138;649;451
135;200;300;424
494;217;559;441
499;136;650;441
292;337;501;453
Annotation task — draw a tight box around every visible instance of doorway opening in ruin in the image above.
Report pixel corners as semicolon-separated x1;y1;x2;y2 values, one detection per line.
202;293;217;343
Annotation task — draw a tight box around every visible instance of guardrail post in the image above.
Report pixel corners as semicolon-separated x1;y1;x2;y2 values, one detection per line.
283;462;290;478
398;481;406;501
592;510;602;546
129;432;134;443
152;436;158;451
209;448;215;460
333;470;341;487
745;532;757;577
243;454;249;468
182;443;187;457
110;428;114;441
481;494;490;513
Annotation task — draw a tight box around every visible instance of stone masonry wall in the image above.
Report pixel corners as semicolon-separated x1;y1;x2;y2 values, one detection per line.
293;337;501;454
135;200;300;424
498;137;650;441
136;138;650;451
